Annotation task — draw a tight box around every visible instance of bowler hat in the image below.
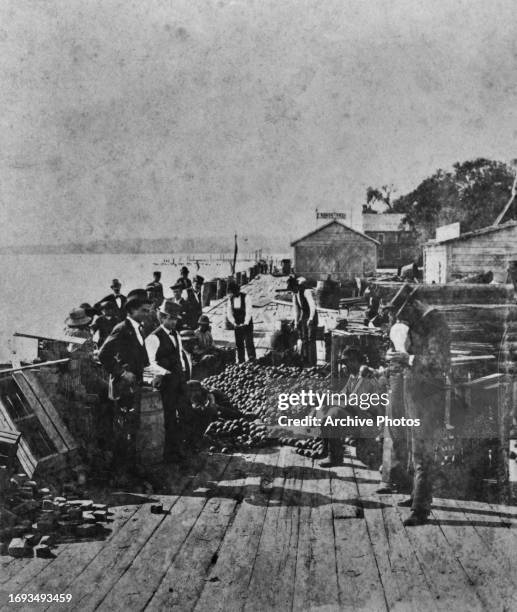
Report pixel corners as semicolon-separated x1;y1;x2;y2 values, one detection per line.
111;278;121;288
193;275;204;284
66;307;92;328
180;266;189;275
158;299;182;318
386;283;417;310
198;314;210;325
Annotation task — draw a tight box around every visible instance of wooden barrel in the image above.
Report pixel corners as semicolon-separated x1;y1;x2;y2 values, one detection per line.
136;389;164;466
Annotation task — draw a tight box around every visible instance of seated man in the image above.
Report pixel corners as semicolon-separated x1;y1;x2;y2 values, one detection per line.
184;380;220;448
319;346;385;468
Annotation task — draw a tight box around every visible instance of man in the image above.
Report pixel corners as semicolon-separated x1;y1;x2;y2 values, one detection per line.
292;277;318;366
95;279;127;318
386;284;450;526
145;299;189;462
98;294;152;476
226;280;256;363
91;300;119;348
169;283;188;330
150;271;164;302
319;346;384;467
192;315;223;376
176;266;192;290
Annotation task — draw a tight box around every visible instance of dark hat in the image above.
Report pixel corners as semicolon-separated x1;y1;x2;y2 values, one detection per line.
127;288;148;300
111;278;121;288
386;283;417;310
66;307;92;328
153;270;161;277
158;299;182;318
193;275;204;284
198;314;210;325
80;302;99;318
170;283;184;290
180;266;189;275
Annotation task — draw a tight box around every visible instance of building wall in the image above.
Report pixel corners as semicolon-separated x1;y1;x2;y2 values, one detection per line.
424;225;517;283
293;223;377;282
365;230;418;268
424;244;448;283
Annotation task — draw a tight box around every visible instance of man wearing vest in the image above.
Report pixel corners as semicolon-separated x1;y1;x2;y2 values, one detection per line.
145;299;189;462
226;280;256;363
292;277;318;366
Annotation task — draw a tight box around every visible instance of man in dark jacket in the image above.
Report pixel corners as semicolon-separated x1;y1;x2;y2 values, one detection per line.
98;294;152;474
95;278;127;318
91;300;119;348
144;299;189;462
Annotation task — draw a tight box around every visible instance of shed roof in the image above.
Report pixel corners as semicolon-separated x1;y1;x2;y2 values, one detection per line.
425;220;517;246
362;213;407;232
290;220;380;247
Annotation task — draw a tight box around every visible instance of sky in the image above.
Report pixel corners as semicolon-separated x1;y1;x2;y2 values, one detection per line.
1;0;517;247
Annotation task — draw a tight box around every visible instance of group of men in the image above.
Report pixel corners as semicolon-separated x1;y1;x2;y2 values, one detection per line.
63;268;226;478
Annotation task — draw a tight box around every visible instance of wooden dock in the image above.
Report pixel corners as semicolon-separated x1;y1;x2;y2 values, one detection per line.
2;446;517;611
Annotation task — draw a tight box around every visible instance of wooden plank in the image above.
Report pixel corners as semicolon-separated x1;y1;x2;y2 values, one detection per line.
242;447;306;612
0;398;38;476
350;456;440;611
291;452;341;611
390;499;485;611
330;459;389;611
16;371;77;451
193;449;281;611
0;504;141;598
100;452;254;611
12;373;68;454
46;456;231;612
430;500;517;609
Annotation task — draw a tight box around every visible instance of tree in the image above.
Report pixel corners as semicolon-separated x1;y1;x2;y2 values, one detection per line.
392;158;516;243
365;185;395;212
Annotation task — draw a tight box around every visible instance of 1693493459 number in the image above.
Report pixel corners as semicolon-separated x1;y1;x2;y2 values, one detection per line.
8;594;72;604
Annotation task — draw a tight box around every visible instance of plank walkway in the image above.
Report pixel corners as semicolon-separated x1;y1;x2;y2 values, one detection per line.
1;447;517;611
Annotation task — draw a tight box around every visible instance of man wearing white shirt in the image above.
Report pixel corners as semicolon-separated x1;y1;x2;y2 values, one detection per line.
145;299;189;462
292;277;319;366
226;280;256;363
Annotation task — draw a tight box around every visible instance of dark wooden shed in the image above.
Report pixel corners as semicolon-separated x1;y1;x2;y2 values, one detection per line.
290;220;378;282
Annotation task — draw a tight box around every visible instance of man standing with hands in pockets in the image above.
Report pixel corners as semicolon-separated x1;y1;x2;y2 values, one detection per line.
226;280;256;363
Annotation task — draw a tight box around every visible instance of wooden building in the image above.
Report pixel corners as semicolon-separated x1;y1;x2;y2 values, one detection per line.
291;220;378;282
424;220;517;283
362;213;418;268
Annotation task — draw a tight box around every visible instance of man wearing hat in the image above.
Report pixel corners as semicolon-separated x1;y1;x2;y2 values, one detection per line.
98;294;152;476
91;300;119;348
169;283;188;330
95;279;127;318
383;284;450;526
226;280;256;363
176;266;192;291
149;271;164;302
64;307;95;354
291;277;319;366
184;275;204;328
145;299;189;462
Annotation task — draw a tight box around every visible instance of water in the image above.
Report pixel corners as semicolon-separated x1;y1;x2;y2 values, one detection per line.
0;252;288;363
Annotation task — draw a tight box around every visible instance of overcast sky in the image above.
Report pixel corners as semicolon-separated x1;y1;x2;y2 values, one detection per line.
1;0;517;246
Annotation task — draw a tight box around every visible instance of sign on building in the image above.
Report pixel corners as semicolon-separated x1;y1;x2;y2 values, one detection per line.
315;209;347;220
435;222;460;242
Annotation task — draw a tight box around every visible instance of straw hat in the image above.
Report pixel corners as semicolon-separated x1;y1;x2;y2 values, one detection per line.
66;307;92;328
